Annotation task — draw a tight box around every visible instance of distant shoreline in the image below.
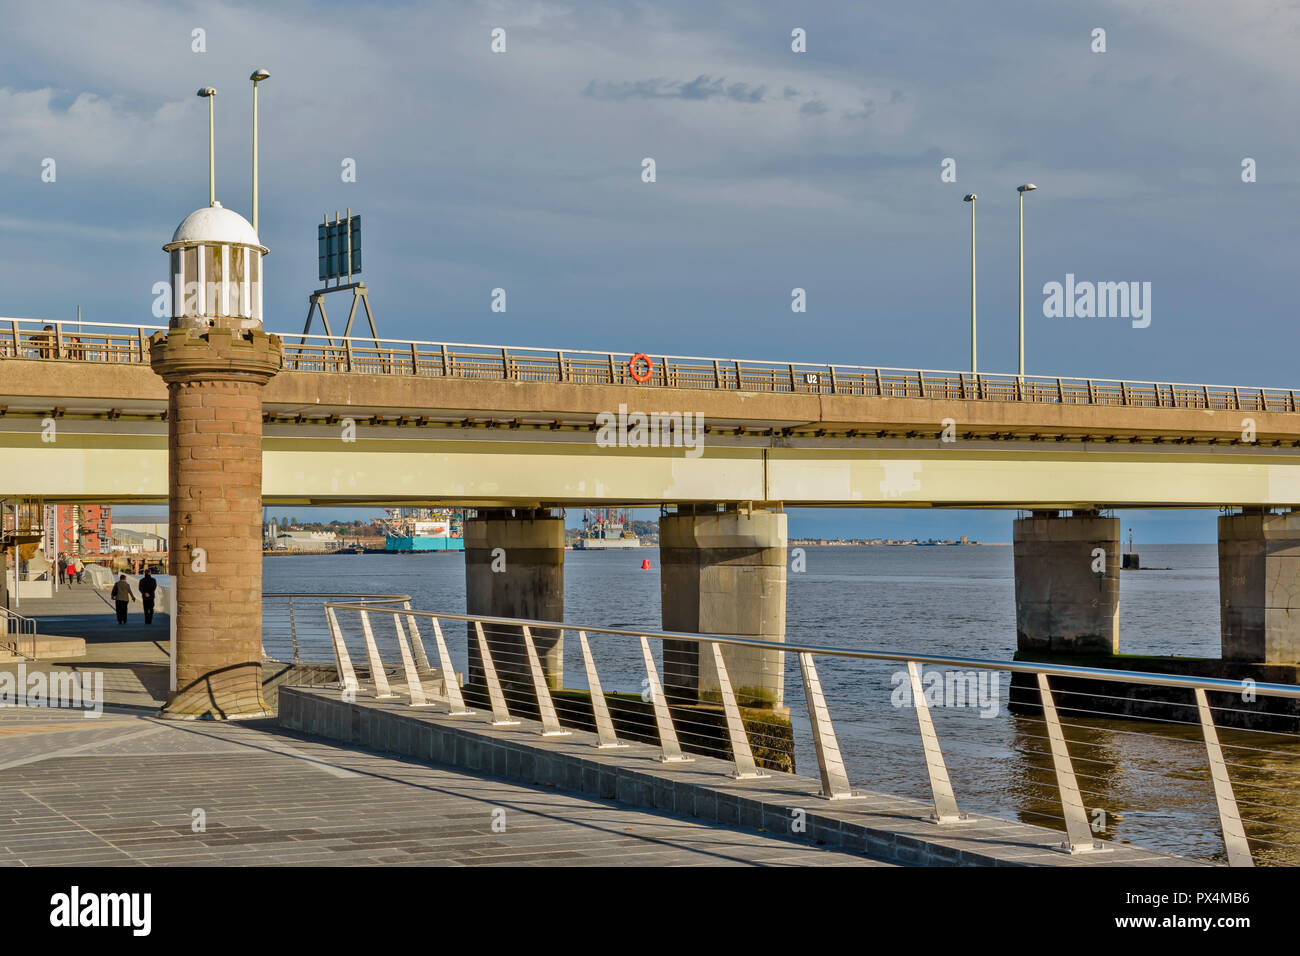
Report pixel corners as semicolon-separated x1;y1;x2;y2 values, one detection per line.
788;541;1011;547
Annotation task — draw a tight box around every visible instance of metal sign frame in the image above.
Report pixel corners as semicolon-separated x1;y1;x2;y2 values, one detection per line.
301;208;379;347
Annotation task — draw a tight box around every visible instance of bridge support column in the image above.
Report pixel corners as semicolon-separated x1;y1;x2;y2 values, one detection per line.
150;328;283;719
1219;509;1300;663
465;509;565;690
1013;510;1119;654
660;505;787;710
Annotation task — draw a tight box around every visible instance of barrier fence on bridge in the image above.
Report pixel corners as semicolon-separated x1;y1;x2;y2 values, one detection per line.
276;596;1300;866
6;317;1299;414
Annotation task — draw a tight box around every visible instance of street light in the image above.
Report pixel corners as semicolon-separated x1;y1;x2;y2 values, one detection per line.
963;193;977;374
1016;183;1038;380
196;87;217;206
250;69;270;234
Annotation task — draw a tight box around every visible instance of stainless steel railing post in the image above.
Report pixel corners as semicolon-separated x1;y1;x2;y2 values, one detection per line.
797;652;858;799
1194;688;1253;867
711;641;768;780
640;635;691;763
907;661;966;823
430;617;473;716
358;609;395;699
522;624;570;737
475;620;519;726
1036;674;1108;854
578;631;625;749
392;613;431;707
325;606;358;695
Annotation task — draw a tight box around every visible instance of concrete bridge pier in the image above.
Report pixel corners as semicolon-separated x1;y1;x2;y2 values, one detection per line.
151;328;283;719
465;509;565;690
1013;510;1119;654
659;505;787;710
1219;509;1300;663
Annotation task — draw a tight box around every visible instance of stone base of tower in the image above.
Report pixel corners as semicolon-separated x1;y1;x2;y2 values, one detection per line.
150;327;281;721
160;664;272;721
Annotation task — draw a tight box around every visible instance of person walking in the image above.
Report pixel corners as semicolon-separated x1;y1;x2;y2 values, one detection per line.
57;556;66;585
76;561;84;584
138;570;158;625
110;573;136;625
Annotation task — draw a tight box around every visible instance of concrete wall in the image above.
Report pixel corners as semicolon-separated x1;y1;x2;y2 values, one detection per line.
1013;511;1119;654
1219;510;1300;664
660;506;787;709
464;509;565;690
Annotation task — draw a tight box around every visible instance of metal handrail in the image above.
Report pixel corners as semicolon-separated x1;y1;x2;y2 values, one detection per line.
322;603;1288;866
324;606;1300;700
0;605;37;634
262;592;408;665
1;605;38;658
3;316;1299;412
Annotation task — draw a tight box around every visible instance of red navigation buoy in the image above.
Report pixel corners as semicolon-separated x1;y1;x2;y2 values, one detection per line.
641;558;651;570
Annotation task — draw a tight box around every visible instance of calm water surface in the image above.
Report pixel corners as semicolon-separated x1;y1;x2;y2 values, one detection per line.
265;544;1300;865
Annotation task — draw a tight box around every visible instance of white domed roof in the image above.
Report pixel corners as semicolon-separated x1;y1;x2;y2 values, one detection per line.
165;202;266;251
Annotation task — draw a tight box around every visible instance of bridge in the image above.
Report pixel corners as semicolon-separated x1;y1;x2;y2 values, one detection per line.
5;314;1300;707
4;318;1300;509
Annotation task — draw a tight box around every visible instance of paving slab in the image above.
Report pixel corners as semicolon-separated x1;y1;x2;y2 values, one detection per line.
278;684;1213;867
0;709;892;866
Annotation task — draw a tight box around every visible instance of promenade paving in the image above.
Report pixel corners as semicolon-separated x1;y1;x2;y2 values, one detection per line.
0;711;892;866
4;584;1206;867
3;578;169;711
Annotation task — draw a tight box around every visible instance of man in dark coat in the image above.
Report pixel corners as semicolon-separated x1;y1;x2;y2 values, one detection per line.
138;571;158;625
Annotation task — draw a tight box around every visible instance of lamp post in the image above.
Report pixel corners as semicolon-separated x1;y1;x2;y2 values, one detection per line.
250;69;270;234
1016;183;1037;380
197;87;217;206
963;193;977;374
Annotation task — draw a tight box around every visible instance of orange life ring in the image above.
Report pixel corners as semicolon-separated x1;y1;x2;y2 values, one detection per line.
629;353;653;383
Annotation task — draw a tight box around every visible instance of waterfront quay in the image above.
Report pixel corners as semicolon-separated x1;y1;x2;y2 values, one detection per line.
0;586;1204;867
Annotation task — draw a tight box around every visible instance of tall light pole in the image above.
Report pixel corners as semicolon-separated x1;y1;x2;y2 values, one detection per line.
1016;183;1037;379
197;87;217;206
250;69;270;234
963;193;977;374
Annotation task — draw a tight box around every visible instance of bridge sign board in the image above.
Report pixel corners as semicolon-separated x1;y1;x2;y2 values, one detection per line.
317;214;361;282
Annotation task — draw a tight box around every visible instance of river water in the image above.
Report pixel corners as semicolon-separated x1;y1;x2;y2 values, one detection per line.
265;544;1300;865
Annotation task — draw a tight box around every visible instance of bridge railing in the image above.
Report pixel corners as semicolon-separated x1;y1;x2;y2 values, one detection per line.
0;317;152;365
319;602;1300;866
5;316;1298;414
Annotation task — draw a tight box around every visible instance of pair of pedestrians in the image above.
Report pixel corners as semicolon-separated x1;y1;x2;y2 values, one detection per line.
110;571;159;625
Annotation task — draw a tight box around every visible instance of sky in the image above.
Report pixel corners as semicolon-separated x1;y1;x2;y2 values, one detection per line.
3;0;1297;542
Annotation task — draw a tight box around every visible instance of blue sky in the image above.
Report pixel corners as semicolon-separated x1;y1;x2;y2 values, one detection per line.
4;1;1296;542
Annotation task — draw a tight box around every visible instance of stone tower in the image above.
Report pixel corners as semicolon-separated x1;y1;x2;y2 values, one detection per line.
151;202;282;719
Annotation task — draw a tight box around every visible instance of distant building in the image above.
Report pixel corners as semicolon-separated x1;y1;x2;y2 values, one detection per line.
44;504;112;557
273;530;340;552
113;517;169;550
110;528;167;555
